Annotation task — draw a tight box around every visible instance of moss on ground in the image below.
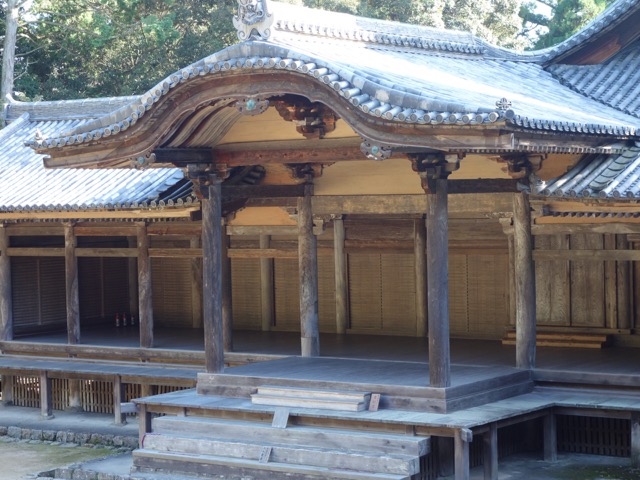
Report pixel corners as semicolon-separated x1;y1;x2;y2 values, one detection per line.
555;464;640;480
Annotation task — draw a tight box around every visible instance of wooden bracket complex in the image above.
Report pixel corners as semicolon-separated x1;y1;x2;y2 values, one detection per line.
410;153;463;193
187;164;228;199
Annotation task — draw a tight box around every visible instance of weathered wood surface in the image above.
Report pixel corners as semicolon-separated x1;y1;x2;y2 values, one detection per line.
414;218;427;338
513;193;536;370
298;190;320;357
137;224;154;348
202;178;224;373
534;235;570;326
454;428;471;480
260;235;275;332
6;247;202;258
190;237;203;329
543;413;557;462
534;249;640;261
483;423;498;480
40;372;54;419
616;235;631;330
333;217;349;334
64;224;80;345
0;207;197;221
0;227;12;341
1;374;13;405
427;179;451;388
632;413;640;467
221;227;234;352
571;234;605;328
113;375;127;425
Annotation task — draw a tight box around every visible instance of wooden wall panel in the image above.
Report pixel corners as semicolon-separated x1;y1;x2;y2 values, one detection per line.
274;258;300;331
448;255;469;335
317;255;336;332
535;235;570;326
38;258;66;325
570;234;605;327
348;254;382;331
231;258;261;330
381;254;416;334
11;257;40;328
79;258;103;322
467;255;509;337
151;258;193;327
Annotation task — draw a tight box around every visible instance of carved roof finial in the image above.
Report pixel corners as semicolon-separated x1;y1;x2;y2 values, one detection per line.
233;0;274;41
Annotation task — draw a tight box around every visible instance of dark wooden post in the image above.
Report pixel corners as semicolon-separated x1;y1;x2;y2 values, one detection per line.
632;413;640;467
221;225;233;352
483;423;498;480
0;225;12;341
513;192;536;369
127;237;139;320
40;372;53;419
64;224;80;344
333;216;349;334
137;224;153;349
113;375;126;425
260;235;275;332
190;236;203;329
427;178;451;388
1;375;13;406
202;175;225;372
415;217;428;337
543;412;557;462
454;428;472;480
298;186;319;357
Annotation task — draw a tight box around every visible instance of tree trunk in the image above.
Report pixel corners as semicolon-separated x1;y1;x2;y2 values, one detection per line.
1;0;21;124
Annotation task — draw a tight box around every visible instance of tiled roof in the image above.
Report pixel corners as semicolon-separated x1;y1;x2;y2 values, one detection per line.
546;38;640;118
0;113;194;213
537;143;640;199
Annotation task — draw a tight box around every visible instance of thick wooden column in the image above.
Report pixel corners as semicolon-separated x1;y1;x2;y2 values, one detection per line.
415;217;428;337
260;235;275;332
190;236;203;329
0;225;12;341
40;372;53;419
298;187;320;357
137;224;153;349
483;423;498;480
454;428;472;480
127;237;139;323
543;412;557;462
513;192;536;369
427;178;451;388
221;226;233;352
333;216;349;334
64;224;80;344
202;176;224;372
113;375;126;425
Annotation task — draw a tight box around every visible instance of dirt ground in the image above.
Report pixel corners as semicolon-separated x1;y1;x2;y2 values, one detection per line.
0;438;116;479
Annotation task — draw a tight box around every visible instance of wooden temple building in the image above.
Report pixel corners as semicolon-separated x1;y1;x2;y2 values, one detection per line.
2;0;640;478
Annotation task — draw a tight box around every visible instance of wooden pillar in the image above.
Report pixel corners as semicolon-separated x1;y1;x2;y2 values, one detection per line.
333;216;349;334
0;225;12;341
190;236;203;329
260;235;275;331
221;226;233;352
127;237;139;322
202;176;224;372
483;423;498;480
543;412;557;462
415;217;428;337
454;428;471;480
617;235;631;329
40;372;53;419
1;375;14;406
67;379;82;412
113;375;126;425
427;178;451;388
137;224;153;348
632;413;640;467
507;235;516;326
604;234;618;329
64;224;80;345
298;187;319;357
138;403;152;447
513;192;536;370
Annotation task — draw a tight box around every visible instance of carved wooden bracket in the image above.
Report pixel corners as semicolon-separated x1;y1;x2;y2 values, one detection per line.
286;163;323;182
273;98;337;139
410;153;462;192
498;153;546;179
187;164;228;199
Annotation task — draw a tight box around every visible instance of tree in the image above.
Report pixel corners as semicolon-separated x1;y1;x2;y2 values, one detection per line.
521;0;615;49
1;0;29;123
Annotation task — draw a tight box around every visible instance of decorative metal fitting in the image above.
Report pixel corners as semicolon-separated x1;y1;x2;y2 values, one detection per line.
495;98;512;111
360;140;392;161
130;152;156;170
236;97;270;116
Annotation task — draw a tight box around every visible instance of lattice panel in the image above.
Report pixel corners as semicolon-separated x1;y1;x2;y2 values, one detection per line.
152;258;193;327
274;258;301;331
231;258;261;329
558;415;629;457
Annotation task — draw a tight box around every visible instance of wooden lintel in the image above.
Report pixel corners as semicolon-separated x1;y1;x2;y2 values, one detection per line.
7;247;65;257
534;249;640;262
153;147;213;166
0;207;198;221
532;223;640;235
448;179;519;194
245;197;299;208
226;226;298;236
223;185;306;199
214;145;369;166
7;247;202;258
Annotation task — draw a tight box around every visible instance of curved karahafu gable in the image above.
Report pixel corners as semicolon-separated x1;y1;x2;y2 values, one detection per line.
28;0;640;169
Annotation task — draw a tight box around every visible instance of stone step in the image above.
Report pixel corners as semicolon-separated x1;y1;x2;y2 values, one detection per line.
251;385;371;411
141;433;420;476
152;415;429;457
133;449;412;480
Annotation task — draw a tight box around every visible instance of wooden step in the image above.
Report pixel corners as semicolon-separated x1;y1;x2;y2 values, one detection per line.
141;433;419;476
152;416;429;456
251;385;371;411
502;330;609;349
133;449;412;480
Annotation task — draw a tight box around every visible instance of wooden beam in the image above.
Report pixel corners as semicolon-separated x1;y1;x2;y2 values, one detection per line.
483;423;498;480
226;226;298;236
221;226;233;352
137;225;153;349
448;179;519;194
0;207;198;221
427;179;451;388
202;177;225;373
153;147;213;165
333;217;349;334
260;235;275;332
0;227;12;341
223;184;306;199
214;145;367;167
40;372;53;419
531;223;640;236
514;193;536;370
298;188;320;357
64;224;80;345
415;218;427;338
6;247;202;258
533;249;640;261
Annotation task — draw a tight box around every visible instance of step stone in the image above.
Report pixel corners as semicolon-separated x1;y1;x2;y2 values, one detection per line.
152;415;429;457
133;449;411;480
